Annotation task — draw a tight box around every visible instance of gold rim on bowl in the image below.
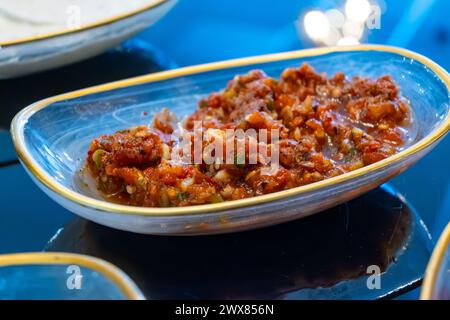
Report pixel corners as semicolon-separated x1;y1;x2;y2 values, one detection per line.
421;222;450;299
0;0;169;47
0;252;144;299
10;45;450;216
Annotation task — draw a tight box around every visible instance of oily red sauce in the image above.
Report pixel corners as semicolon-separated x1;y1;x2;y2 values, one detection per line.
85;63;411;207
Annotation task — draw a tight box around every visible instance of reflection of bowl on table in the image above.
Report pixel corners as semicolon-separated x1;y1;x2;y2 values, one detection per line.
0;0;177;79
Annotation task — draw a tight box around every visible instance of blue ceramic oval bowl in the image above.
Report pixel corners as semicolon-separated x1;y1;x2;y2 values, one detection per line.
0;252;144;299
11;45;450;235
421;222;450;300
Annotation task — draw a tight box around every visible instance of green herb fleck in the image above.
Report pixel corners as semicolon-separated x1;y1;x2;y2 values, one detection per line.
177;192;189;201
343;147;358;163
302;152;310;161
267;99;275;111
234;153;246;167
209;194;224;203
92;149;107;169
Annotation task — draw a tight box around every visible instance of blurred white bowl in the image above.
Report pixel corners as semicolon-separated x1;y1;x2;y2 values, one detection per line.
0;0;176;79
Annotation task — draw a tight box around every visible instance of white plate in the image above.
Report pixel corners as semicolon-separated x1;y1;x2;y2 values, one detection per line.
0;0;176;79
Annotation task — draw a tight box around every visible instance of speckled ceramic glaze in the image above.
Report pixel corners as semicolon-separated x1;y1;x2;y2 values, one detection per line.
11;46;450;235
0;0;176;79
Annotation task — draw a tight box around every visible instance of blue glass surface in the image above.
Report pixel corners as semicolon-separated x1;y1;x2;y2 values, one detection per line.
0;165;73;253
1;0;449;299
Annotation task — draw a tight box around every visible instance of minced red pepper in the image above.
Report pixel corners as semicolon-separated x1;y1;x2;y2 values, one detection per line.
85;63;411;207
